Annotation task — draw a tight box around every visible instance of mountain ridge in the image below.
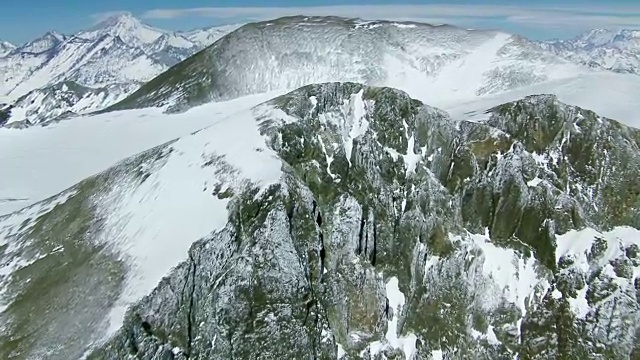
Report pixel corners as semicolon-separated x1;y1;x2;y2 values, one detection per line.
1;82;639;359
0;14;239;127
0;40;16;57
537;28;640;75
109;16;591;114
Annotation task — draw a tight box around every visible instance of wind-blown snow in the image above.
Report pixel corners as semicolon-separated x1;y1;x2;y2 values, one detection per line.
0;92;281;215
180;24;243;48
139;18;599;113
79;13;165;47
385;32;512;106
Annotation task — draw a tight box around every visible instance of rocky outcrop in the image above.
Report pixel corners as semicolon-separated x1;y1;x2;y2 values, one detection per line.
87;84;640;359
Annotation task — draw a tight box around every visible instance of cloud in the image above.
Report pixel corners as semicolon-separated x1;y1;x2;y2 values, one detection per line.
90;10;132;24
140;5;543;20
92;4;640;32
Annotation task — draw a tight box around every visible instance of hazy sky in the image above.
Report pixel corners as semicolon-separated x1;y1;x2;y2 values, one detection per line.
2;0;640;44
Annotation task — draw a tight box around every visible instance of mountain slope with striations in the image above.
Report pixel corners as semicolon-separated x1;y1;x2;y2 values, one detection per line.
1;82;639;359
112;16;590;113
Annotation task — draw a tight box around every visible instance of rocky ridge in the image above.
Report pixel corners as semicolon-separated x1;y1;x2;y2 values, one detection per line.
1;82;638;359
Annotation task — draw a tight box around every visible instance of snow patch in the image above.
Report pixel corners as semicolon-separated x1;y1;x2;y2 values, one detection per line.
568;286;590;319
363;276;417;360
319;89;372;167
431;349;444;360
555;226;640;317
454;231;545;319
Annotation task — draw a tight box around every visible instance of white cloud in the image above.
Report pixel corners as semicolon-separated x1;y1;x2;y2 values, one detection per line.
90;10;132;24
138;5;550;21
91;4;640;32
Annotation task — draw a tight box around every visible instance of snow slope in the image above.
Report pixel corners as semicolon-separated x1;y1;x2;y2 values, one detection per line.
99;98;287;336
0;91;281;215
14;32;66;54
2;82;640;359
0;13;235;101
179;24;243;48
4;70;640;215
445;71;640;128
0;90;288;357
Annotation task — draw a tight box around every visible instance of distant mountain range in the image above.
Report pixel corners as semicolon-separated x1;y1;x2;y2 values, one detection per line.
537;29;640;75
0;13;239;127
2;16;640;129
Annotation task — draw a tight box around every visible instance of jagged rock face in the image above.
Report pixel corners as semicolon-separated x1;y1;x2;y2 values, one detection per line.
112;16;582;113
83;83;640;359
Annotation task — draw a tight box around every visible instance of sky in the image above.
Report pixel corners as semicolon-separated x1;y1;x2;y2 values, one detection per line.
2;0;640;45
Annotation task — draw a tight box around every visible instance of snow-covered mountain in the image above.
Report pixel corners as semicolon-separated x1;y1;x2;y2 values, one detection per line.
115;16;593;113
13;31;67;54
538;29;640;75
2;83;640;359
1;81;137;128
0;40;15;57
0;13;237;127
179;24;242;47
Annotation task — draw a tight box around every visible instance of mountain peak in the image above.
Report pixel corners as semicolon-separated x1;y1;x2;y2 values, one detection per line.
0;39;15;56
15;31;66;54
43;30;66;40
84;12;164;46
